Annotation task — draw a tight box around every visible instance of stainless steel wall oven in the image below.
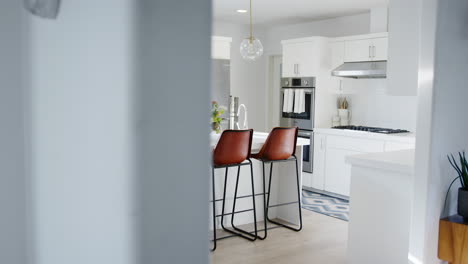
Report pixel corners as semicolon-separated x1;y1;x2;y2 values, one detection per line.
279;77;315;173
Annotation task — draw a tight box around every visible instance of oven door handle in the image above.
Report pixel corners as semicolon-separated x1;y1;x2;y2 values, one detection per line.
298;132;312;138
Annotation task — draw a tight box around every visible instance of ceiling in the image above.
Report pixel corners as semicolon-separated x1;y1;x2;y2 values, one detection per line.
213;0;388;27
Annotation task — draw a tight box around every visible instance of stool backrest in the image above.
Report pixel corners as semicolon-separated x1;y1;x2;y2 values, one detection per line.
213;129;253;166
256;127;298;161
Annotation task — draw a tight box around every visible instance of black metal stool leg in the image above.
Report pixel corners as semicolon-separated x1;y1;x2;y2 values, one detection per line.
293;156;303;231
230;162;258;241
265;157;303;232
255;161;268;240
265;162;274;223
249;160;259;238
220;167;229;232
211;167;217;251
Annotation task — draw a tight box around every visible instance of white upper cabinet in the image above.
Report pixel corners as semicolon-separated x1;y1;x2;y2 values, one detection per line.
330;41;345;69
329;41;345;94
372;37;388;61
281;37;329;77
342;33;388;62
211;36;232;60
344;38;373;62
282;43;300;77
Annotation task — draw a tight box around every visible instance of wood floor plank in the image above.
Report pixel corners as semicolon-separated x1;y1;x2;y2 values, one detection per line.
211;210;348;264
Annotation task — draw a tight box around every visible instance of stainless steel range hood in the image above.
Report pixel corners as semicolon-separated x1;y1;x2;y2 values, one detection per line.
331;61;387;79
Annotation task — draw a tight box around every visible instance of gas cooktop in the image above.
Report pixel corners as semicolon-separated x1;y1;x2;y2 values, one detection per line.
332;125;410;134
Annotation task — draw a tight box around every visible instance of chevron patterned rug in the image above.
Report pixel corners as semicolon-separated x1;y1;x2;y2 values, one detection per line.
302;190;349;221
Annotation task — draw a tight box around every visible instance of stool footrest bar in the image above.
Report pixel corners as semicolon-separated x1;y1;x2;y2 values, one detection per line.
268;201;299;208
210;192;269;203
212;225;282;241
215;208;254;217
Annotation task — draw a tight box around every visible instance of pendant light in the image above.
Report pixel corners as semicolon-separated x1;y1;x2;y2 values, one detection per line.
240;0;264;61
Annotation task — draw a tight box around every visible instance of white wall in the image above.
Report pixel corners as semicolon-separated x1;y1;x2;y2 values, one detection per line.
212;22;269;132
134;0;211;263
0;2;27;264
25;1;212;264
26;1;136;263
386;0;421;96
344;79;418;131
411;0;468;263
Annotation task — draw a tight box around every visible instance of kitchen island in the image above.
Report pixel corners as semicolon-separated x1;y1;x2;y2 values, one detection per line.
210;132;309;230
346;149;414;264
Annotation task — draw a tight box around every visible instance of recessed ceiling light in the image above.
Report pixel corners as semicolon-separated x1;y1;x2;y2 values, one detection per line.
236;9;248;13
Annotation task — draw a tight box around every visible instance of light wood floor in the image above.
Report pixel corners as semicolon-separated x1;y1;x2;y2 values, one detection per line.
211;210;348;264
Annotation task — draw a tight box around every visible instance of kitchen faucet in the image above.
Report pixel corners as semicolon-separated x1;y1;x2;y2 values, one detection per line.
236;104;248;129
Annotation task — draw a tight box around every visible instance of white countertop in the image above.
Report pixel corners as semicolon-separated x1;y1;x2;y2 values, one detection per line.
314;128;416;144
346;149;415;174
211;131;309;152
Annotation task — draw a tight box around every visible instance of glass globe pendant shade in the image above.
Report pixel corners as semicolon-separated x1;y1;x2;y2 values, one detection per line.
240;37;264;61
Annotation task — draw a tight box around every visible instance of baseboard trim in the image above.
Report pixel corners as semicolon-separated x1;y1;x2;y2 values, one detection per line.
302;186;350;201
408;253;423;264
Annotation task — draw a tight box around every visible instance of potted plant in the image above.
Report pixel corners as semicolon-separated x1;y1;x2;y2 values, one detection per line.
211;101;225;134
448;151;468;218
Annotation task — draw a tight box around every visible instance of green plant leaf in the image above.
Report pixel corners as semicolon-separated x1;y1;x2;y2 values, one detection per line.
448;153;465;187
448;154;462;175
462;152;468;189
459;152;465;173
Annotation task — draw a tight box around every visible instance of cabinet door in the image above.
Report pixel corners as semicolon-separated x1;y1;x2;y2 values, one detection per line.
344;39;372;62
330;41;345;93
311;133;326;190
295;42;318;77
282;44;299;77
324;148;361;196
371;37;388;61
331;41;345;69
384;141;415;151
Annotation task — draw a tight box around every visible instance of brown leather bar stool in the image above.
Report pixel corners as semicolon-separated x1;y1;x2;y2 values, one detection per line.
211;129;258;251
251;127;302;240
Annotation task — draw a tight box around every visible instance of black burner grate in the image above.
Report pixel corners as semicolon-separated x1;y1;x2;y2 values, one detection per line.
332;125;410;134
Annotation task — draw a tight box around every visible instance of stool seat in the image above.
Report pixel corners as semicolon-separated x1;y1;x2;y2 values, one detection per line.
213;129;252;166
250;127;298;161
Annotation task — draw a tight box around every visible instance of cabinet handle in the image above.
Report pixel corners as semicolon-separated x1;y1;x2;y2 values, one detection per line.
373;46;376;58
369;46;372;59
321;138;324;150
297;64;300;75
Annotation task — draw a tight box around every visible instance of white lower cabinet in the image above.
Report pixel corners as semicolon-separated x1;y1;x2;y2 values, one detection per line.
310;132;414;197
324;148;361;196
311;133;326;190
384;141;415;152
323;135;384;196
